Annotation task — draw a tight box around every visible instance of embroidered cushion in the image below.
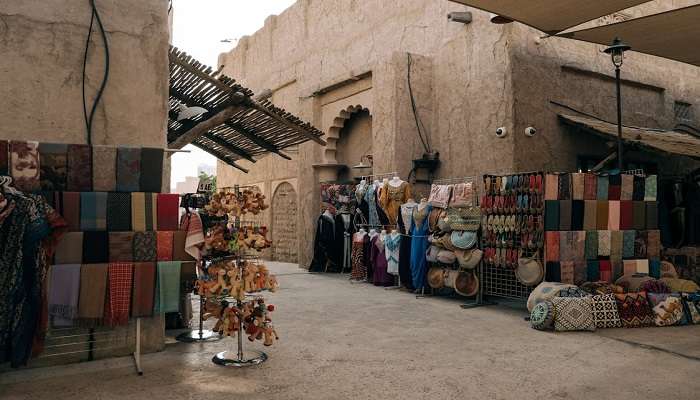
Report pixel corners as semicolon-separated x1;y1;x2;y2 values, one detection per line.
552;296;596;332
530;301;555;331
647;293;684;327
681;293;700;324
558;287;588;298
640;279;670;294
527;282;577;312
591;294;623;329
615;292;654;328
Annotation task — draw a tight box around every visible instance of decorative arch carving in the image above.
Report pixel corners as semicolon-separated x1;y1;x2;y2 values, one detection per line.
324;104;371;164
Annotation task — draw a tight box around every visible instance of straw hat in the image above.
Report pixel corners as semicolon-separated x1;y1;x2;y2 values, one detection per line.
455;248;483;270
454;271;479;297
515;257;544;287
450;231;477;250
428;267;446;289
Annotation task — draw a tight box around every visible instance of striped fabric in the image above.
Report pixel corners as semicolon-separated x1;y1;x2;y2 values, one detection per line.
80;192;107;231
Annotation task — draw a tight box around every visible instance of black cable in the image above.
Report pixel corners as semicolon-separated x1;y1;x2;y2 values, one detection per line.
82;0;110;145
407;53;431;154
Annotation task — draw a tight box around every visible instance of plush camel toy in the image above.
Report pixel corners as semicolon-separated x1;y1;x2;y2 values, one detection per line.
254;265;269;292
228;269;245;301
207;268;228;295
202;300;225;334
243;264;259;293
221;306;240;337
266;274;279;293
260;305;278;346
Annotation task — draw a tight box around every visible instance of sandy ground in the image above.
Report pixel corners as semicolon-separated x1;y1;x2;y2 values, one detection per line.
1;262;699;400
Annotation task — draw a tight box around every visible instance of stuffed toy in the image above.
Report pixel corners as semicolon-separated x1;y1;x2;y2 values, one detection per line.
254;265;269;292
260;304;278;346
221;306;240;336
266;274;279;293
228;269;245;301
243;263;259;293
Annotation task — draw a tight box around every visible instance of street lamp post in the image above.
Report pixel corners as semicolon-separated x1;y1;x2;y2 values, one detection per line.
604;37;631;171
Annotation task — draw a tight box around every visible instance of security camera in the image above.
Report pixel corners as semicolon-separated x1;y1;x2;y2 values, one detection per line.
525;127;537;137
495;127;508;138
447;11;473;24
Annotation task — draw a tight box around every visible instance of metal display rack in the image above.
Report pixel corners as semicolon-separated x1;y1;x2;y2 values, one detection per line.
478;172;544;302
208;185;269;368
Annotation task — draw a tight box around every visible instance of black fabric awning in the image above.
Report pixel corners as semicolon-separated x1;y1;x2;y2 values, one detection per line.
168;47;325;172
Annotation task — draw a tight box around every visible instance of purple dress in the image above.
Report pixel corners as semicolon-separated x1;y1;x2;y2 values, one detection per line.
371;235;393;286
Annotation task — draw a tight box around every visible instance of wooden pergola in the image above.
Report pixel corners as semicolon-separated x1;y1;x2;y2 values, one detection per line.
168;47;325;172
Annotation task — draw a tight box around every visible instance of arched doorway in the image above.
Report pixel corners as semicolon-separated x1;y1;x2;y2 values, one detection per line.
271;182;298;263
335;108;372;181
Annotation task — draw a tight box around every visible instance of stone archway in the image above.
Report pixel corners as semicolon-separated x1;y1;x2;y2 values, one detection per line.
271;182;298;263
323;104;372;165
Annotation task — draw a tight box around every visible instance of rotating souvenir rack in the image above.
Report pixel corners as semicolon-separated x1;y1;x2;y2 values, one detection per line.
195;185;278;367
479;172;544;301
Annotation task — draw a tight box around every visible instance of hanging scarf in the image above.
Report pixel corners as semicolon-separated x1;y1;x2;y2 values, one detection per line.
157;193;180;231
646;201;658;230
571;173;585;200
131;192;146;231
157;231;174;261
133;231;157;262
571;200;584;231
644;175;657;201
599;260;612;283
587;261;600;282
632;176;645;201
544;174;559;200
632;201;646;230
82;231;109;263
180;212;204;260
583;173;597;200
80;192;107;231
596;200;609;230
131;262;156;317
92;145;117;191
104;262;134;326
54;232;84;264
583;200;597;231
145;193;158;230
66;144;92;191
106;192;132;231
558;200;572;231
619;200;633;230
78;263;109;327
584;231;598;260
647;230;661;260
154;261;181;314
607;201;620;231
116;147;141;192
597;175;609;200
172;230;194;261
560;261;575;284
544;200;560;231
39;143;68;191
610;231;624;260
61;191;81;231
620;174;634;200
545;231;560;262
608;174;621;200
598;230;612;256
622;230;636;258
557;174;571;200
10;140;40;192
48;264;82;327
139;148;164;192
109;231;134;262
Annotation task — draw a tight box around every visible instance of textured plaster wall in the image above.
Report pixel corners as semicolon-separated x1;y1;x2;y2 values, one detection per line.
0;0;169;147
0;0;170;359
510;0;700;173
217;0;516;266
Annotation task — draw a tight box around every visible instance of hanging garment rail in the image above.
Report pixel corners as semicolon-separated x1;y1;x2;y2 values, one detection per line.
432;176;478;185
623;169;646;177
359;171;399;180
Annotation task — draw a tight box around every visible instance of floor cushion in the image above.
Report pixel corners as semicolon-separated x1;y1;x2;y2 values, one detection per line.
615;292;655;328
647;293;684;327
552;296;596;332
530;300;555;331
681;293;700;324
660;278;700;294
591;294;622;329
527;282;577;312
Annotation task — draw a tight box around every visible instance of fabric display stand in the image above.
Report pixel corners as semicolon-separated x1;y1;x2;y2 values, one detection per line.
0;140;192;374
193;185;278;368
528;171;700;333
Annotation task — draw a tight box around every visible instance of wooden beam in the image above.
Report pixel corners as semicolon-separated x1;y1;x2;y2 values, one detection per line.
200;133;256;163
224;121;292;160
191;143;249;173
168;94;246;149
248;102;326;145
591;151;618;172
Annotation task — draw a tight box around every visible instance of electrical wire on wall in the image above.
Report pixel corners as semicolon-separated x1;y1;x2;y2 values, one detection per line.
82;0;110;145
407;53;431;155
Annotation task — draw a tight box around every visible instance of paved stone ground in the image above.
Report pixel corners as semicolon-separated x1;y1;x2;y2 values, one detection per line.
2;262;700;400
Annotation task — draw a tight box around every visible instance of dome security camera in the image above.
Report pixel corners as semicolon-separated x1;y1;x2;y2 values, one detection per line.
495;127;508;138
525;127;537;137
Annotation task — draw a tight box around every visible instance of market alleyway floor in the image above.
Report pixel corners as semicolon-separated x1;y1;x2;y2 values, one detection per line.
2;262;700;400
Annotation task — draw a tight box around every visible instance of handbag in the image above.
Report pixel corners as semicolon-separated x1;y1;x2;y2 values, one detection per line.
426;245;440;262
455;248;483;270
436;249;456;265
516;255;544;286
429;184;453;209
450;230;477;250
446;207;481;231
449;182;474;208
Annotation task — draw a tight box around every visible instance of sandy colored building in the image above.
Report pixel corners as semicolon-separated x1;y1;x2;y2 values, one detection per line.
216;0;700;268
0;0;171;361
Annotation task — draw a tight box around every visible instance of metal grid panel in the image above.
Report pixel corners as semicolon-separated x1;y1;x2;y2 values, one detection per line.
482;264;533;300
